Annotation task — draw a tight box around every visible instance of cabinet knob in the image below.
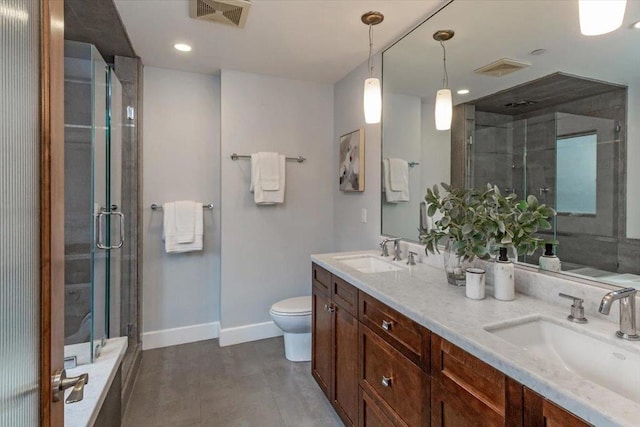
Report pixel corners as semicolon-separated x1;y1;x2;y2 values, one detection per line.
327;305;336;313
323;304;329;312
381;376;392;387
381;320;393;331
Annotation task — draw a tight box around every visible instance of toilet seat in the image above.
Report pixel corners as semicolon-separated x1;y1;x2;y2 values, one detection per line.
270;296;311;316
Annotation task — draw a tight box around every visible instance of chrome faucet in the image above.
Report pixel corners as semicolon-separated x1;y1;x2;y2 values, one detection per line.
380;237;401;259
598;287;640;341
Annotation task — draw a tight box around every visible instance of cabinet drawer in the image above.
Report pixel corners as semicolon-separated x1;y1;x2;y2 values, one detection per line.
312;263;331;294
359;292;429;368
360;387;407;427
524;387;591;427
360;325;429;427
333;275;358;316
431;334;522;422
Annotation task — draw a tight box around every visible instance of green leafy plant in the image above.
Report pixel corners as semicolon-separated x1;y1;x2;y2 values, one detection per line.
419;183;557;261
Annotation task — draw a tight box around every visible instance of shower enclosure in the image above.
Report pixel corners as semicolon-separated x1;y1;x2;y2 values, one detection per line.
64;41;130;362
468;110;620;271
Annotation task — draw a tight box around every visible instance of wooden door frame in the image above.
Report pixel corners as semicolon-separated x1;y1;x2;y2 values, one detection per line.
40;0;65;425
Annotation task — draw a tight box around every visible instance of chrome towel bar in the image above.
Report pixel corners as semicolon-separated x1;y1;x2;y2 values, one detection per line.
230;153;306;163
150;203;214;210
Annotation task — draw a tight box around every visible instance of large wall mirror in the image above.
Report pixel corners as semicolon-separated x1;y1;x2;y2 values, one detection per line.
382;0;640;288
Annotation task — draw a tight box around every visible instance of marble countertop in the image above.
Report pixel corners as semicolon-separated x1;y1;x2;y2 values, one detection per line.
64;337;127;427
312;250;640;427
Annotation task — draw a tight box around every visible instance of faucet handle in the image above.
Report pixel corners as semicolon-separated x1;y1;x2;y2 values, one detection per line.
559;293;588;324
407;251;417;265
379;240;390;257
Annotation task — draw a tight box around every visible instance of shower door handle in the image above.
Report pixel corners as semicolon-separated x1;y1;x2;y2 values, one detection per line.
96;210;125;250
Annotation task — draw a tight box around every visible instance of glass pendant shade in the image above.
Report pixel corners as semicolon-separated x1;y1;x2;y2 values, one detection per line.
363;77;382;124
579;0;627;36
435;88;452;131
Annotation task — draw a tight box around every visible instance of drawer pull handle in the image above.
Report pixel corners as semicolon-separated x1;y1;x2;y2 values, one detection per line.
381;320;393;331
381;376;392;387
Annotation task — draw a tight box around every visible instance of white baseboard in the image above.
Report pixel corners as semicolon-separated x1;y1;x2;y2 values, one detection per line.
142;322;220;350
219;320;283;347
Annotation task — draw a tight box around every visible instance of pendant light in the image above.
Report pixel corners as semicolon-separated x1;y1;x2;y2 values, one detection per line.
361;11;384;124
433;30;454;131
579;0;627;36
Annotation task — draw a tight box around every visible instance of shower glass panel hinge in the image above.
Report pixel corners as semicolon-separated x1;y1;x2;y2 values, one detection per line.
126;323;133;337
126;106;135;120
64;356;77;370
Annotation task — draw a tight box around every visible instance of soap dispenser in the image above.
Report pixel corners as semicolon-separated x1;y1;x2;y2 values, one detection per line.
539;243;561;272
494;247;515;301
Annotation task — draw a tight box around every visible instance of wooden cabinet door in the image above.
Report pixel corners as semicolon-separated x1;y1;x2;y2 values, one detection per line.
332;304;359;426
312;284;332;398
524;388;591;427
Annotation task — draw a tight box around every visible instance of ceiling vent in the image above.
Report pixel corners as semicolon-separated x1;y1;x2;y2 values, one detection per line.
474;58;531;77
504;100;538;108
189;0;251;28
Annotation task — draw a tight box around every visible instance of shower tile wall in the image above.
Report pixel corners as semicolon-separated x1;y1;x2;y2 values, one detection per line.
472;111;514;192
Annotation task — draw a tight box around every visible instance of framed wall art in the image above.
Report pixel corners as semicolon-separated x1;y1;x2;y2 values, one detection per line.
338;128;365;192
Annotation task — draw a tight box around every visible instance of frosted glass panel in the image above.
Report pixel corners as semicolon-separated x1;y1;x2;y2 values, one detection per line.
556;134;597;214
0;0;41;425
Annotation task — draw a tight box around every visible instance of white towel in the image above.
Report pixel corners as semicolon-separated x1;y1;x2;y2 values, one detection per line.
174;201;197;243
257;152;281;191
388;158;409;192
163;202;203;253
383;159;410;203
250;154;286;205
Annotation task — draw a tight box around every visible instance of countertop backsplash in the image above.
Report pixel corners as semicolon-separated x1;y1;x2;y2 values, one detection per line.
380;236;639;325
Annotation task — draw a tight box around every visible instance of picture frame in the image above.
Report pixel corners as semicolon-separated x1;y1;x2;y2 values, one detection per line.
339;128;365;192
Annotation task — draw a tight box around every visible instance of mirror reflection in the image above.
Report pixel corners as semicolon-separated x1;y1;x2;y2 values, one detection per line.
382;0;640;288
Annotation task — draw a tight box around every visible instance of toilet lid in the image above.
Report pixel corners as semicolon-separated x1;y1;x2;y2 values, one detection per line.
271;296;311;315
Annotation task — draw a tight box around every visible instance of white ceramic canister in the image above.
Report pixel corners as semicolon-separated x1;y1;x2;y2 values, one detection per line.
465;268;486;300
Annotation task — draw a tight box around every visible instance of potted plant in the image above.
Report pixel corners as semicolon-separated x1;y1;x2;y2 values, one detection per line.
419;183;556;286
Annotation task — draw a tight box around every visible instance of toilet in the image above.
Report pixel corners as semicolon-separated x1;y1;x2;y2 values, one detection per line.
269;296;312;362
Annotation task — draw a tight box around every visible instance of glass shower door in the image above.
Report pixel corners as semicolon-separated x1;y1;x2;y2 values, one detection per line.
90;45;109;360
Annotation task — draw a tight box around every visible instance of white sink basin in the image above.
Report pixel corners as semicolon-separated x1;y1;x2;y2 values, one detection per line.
334;254;404;273
485;316;640;403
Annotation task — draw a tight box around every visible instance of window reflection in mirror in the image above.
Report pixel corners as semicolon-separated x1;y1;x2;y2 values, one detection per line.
556;133;597;215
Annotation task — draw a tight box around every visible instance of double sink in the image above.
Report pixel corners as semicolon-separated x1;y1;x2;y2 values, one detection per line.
334;253;640;406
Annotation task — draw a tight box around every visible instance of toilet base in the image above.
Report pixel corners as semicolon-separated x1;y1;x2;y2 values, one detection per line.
283;332;311;362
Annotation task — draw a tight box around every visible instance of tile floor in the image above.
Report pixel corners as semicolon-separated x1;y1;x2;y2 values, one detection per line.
122;337;343;427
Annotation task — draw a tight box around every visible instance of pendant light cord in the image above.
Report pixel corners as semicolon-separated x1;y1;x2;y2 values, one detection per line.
368;24;374;78
440;40;449;88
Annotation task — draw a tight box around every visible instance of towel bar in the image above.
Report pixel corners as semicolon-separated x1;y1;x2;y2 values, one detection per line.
151;203;214;210
230;153;306;163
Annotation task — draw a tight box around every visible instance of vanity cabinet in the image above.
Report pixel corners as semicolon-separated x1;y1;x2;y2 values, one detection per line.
311;262;592;427
311;264;359;427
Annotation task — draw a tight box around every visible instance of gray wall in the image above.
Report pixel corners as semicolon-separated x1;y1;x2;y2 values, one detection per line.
219;70;335;332
142;67;221;339
333;56;382;251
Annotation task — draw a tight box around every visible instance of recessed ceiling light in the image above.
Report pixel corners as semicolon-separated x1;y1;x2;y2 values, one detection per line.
457;89;470;95
174;43;192;52
632;20;640;29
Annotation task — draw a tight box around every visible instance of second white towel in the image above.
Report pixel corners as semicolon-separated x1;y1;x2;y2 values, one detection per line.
163;201;204;253
383;158;410;202
250;153;286;205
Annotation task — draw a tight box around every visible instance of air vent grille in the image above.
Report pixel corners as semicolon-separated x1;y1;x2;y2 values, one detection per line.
474;58;531;77
504;100;538;108
190;0;251;28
